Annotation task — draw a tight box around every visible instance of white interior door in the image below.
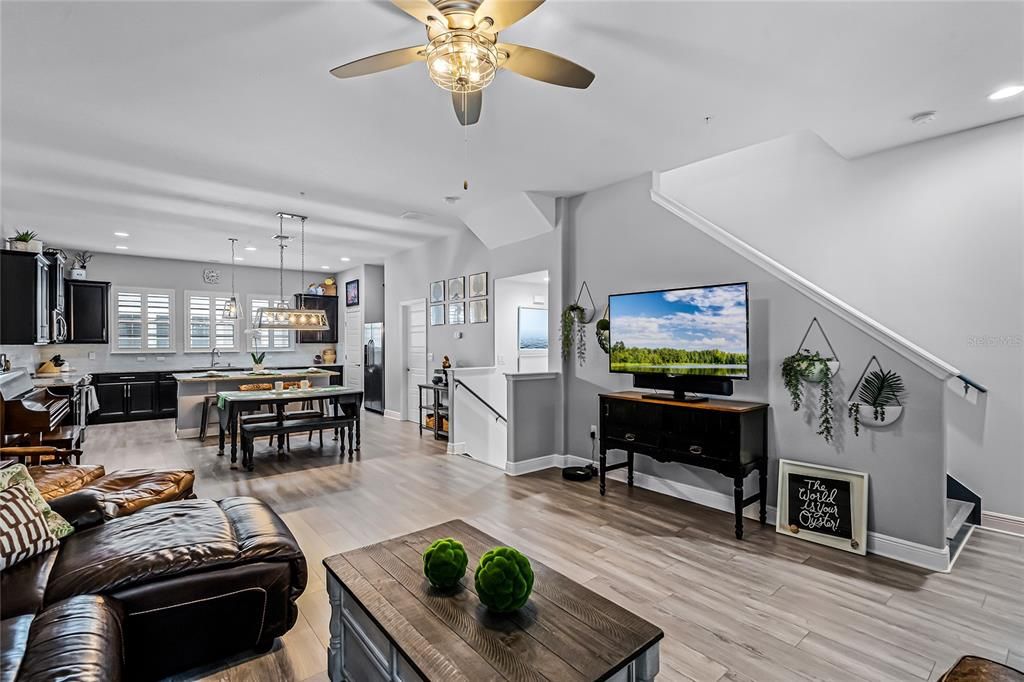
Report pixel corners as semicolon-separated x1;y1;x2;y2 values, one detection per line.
404;300;427;421
344;307;363;389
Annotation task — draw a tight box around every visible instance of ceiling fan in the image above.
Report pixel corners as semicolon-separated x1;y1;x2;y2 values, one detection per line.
330;0;595;126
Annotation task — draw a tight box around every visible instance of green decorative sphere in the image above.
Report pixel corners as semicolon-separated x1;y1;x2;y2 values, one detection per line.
422;538;468;589
474;546;534;612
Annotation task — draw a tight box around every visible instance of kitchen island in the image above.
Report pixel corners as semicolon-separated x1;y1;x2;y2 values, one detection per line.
173;368;339;438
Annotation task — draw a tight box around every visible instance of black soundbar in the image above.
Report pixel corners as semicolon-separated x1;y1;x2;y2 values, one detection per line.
633;374;734;402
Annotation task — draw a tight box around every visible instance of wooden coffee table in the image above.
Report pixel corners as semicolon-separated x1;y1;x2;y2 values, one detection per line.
323;519;664;681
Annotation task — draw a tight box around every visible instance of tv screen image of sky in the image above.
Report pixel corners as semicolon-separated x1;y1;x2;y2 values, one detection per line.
610;284;748;377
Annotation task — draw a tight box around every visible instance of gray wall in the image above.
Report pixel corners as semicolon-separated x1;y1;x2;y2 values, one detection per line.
563;174;947;548
0;250;326;373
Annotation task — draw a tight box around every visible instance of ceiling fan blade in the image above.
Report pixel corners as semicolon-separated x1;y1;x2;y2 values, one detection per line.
330;46;425;79
497;43;594;89
474;0;544;33
453;90;482;125
391;0;447;27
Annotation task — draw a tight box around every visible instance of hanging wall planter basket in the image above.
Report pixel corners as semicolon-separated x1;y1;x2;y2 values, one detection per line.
780;317;841;444
847;355;906;437
853;404;903;428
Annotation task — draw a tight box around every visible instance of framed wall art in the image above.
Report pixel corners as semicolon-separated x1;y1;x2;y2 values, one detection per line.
430;304;446;326
430;280;445;303
776;459;868;555
448;301;465;325
447;276;465;300
468;272;488;298
345;279;360;307
468;299;488;324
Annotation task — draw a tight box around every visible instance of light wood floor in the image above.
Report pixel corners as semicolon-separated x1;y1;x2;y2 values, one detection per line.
84;415;1024;682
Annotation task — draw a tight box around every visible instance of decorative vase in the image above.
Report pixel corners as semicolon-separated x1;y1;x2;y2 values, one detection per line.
474;546;534;612
422;538;468;590
9;240;29;252
855;404;903;428
69;268;88;280
252;363;265;372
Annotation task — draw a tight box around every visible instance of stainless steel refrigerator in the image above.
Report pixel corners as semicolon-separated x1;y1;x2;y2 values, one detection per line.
363;323;384;414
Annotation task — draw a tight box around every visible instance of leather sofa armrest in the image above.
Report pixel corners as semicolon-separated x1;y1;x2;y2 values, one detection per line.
18;596;125;682
48;489;110;531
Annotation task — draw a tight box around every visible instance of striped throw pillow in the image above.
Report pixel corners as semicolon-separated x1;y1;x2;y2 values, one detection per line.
0;484;59;571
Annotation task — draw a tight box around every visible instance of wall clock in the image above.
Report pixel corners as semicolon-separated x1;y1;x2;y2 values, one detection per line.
203;268;221;284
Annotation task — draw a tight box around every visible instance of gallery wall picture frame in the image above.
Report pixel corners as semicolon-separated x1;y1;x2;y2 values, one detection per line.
345;279;360;307
430;304;446;326
430;280;445;303
447;276;465;300
776;459;868;555
448;301;465;325
468;298;488;324
468;272;488;298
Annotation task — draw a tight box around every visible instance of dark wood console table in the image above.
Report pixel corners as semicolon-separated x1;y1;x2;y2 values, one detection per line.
599;391;769;539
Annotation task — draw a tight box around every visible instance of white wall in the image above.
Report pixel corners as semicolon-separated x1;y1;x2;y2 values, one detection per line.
494;277;549;379
0;249;326;373
658;118;1024;517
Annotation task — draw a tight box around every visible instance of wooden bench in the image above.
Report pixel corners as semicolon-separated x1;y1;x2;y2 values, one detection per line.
240;415;356;470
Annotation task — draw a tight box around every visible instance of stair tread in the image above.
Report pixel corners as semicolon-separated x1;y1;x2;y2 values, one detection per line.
945;498;976;539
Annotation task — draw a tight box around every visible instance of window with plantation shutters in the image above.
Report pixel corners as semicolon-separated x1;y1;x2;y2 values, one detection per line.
185;291;238;352
246;295;293;351
112;287;175;352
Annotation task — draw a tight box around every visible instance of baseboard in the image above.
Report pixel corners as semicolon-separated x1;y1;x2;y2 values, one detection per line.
175;427;200;439
982;510;1024;536
506;454;591;476
383;409;402;421
866;530;951;572
447;441;466;455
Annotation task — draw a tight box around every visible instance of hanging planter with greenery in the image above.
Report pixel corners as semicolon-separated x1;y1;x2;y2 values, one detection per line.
847;357;905;436
780;318;841;444
560;281;596;366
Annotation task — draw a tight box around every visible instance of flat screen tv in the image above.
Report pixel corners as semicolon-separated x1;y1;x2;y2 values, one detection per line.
608;282;749;380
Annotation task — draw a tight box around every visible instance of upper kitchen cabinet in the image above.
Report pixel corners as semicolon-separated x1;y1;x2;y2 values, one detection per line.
1;250;50;345
65;280;111;343
293;294;338;344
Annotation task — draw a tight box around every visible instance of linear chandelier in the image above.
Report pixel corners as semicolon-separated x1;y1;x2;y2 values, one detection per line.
254;212;330;332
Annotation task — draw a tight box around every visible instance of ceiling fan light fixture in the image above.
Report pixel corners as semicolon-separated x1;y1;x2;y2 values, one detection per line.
426;30;498;93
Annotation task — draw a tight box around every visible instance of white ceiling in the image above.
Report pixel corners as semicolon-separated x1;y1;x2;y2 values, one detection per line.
3;1;1022;268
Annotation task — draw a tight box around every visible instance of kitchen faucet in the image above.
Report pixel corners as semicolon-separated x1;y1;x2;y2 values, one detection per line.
210;347;222;368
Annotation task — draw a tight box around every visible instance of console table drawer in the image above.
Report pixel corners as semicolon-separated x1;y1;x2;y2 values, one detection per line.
604;425;659;449
661;436;736;461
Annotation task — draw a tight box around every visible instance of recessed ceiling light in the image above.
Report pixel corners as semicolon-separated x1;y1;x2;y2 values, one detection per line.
340;257;351;262
113;231;130;237
244;246;257;251
115;245;128;250
320;265;331;270
988;85;1024;101
234;256;244;261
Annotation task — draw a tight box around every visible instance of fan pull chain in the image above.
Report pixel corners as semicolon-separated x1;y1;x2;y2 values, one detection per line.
463;90;470;191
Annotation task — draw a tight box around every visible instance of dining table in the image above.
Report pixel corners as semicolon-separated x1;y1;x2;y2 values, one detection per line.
216;385;364;468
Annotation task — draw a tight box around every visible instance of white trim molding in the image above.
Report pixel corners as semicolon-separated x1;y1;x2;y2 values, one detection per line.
383;409;402;421
510;453;950;571
650;173;959;382
447;441;466;456
982;510;1024;536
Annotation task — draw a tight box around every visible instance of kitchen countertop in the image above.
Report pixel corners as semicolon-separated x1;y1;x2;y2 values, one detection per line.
30;372;90;388
172;369;339;383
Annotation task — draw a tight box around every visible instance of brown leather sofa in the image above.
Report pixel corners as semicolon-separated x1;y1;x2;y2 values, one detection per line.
1;491;306;680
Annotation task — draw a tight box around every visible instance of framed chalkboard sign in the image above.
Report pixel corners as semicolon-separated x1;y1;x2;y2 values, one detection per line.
776;459;868;555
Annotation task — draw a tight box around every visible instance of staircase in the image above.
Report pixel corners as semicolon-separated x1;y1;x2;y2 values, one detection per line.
946;475;982;563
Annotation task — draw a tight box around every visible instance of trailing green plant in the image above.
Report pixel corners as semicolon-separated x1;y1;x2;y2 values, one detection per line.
780;349;836;444
848;369;905;436
595;317;610;354
560;303;587;365
250;351;266;365
13;230;38;242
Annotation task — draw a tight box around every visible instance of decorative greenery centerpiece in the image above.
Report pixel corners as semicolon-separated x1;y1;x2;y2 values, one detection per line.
560;303;587;365
422;538;469;590
848;369;905;436
474;546;534;612
250;352;266;372
781;349;836;443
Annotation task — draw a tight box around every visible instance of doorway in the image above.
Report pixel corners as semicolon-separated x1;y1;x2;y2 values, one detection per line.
493;270;549;375
400;298;427;422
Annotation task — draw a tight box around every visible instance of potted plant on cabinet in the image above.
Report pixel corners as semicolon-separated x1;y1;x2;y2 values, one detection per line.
781;348;837;443
70;251;93;279
8;230;42;253
848;368;905;436
250;352;266;372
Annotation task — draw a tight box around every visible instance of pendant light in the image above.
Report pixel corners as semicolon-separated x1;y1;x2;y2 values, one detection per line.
254;213;330;332
223;238;240;320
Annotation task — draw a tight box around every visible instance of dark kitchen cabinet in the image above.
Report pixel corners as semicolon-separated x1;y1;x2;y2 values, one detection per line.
157;373;178;416
65;280;110;344
293;294;339;344
1;250;50;345
90;372;159;424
